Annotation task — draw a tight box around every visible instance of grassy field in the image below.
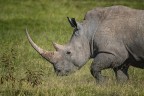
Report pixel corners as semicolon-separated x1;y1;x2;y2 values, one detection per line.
0;0;144;96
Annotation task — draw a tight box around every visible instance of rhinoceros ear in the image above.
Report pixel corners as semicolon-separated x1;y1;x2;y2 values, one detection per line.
67;17;77;28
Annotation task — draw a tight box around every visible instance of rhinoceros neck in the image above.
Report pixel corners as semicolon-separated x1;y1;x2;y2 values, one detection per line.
83;20;99;58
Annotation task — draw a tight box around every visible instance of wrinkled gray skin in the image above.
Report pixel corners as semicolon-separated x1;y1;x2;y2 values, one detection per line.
26;6;144;83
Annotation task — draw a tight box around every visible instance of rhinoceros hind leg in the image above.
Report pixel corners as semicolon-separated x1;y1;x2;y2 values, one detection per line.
113;65;129;82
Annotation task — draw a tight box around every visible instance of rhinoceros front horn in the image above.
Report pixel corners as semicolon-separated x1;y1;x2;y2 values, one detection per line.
26;29;57;64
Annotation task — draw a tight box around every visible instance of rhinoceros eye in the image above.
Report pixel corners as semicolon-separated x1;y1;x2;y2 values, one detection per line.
66;51;71;55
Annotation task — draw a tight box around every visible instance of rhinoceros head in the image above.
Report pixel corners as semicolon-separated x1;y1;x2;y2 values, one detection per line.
26;17;90;76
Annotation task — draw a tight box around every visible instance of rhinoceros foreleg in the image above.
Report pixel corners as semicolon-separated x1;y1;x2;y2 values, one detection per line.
113;64;129;82
90;53;125;83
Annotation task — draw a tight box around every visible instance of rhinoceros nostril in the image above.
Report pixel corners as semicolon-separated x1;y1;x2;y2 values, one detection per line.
57;69;61;73
65;70;69;73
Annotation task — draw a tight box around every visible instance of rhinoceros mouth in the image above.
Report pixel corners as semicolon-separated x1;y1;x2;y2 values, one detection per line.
55;67;79;76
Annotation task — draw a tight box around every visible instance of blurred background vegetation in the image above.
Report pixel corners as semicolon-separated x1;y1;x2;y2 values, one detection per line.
0;0;144;96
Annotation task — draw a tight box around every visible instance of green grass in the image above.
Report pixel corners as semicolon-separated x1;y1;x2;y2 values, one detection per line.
0;0;144;96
